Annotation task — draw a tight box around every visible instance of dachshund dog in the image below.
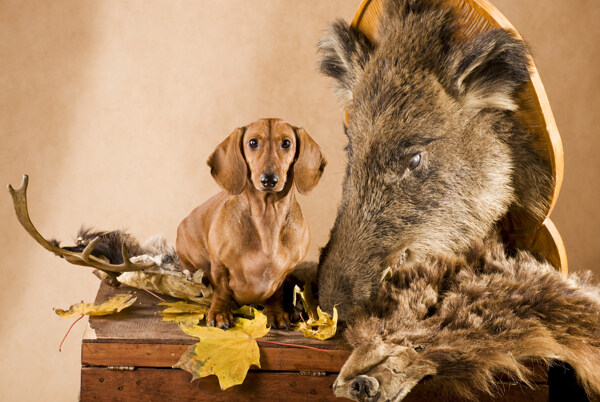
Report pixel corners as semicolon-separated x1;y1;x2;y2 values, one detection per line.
176;118;326;329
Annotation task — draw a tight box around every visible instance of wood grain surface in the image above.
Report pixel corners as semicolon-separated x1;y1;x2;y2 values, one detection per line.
81;367;549;402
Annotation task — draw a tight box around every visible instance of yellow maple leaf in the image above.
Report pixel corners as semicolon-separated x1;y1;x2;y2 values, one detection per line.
159;300;210;326
54;294;137;318
174;307;270;390
295;305;338;340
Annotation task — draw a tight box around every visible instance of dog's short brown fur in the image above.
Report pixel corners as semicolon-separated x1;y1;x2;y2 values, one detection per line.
176;118;326;329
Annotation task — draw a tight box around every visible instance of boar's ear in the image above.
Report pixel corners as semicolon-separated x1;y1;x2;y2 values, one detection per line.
449;29;530;113
207;127;247;195
293;127;327;194
318;19;374;107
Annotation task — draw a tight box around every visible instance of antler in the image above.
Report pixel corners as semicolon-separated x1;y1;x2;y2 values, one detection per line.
7;174;155;273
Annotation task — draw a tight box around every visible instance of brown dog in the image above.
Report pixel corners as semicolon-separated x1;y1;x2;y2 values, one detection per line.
176;118;326;329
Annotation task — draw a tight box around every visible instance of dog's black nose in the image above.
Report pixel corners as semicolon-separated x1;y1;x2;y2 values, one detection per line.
260;173;278;188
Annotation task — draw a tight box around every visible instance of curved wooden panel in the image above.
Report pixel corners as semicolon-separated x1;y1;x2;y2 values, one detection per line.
533;218;568;277
349;0;566;272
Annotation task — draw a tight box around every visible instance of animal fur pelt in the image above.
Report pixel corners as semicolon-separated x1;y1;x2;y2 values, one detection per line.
52;227;184;285
333;235;600;401
54;227;179;266
55;227;148;263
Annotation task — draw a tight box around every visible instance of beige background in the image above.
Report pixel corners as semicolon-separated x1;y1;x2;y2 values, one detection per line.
1;1;598;400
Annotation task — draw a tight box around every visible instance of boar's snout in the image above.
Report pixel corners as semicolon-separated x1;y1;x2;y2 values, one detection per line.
350;375;380;401
318;243;395;320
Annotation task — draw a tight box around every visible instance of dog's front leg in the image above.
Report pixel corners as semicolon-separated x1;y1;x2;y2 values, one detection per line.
263;286;291;329
207;262;234;329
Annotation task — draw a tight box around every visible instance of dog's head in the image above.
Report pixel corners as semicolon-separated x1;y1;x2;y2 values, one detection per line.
207;118;326;195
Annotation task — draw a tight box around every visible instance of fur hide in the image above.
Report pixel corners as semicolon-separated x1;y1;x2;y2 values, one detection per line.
334;236;600;401
53;227;183;285
58;227;180;266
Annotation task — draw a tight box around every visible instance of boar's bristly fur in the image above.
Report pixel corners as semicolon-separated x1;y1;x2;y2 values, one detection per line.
317;0;552;319
318;0;600;399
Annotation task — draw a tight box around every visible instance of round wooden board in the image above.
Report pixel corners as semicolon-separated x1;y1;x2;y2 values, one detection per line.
349;0;567;273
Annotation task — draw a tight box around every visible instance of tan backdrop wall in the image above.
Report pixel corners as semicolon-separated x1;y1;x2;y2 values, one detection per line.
1;1;598;400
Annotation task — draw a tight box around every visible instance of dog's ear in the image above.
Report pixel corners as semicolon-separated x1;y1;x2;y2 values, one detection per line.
447;29;530;113
318;19;374;107
207;127;247;195
294;127;326;194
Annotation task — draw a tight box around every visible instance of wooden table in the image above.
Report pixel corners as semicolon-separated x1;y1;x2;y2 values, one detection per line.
81;283;550;401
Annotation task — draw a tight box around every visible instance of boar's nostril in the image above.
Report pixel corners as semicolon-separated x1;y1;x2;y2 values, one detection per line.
350;375;379;399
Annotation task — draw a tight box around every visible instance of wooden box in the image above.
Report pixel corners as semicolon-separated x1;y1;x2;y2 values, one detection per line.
81;283;552;401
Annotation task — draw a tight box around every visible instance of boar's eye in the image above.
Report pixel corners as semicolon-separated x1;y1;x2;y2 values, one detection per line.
408;153;421;170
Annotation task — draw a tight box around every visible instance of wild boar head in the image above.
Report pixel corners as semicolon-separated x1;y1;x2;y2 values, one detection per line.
317;0;552;319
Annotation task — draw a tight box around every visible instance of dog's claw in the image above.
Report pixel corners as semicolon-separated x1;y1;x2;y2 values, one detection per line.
208;309;233;330
207;300;235;329
264;308;291;330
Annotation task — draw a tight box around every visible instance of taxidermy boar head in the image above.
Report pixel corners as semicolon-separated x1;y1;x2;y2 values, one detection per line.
317;0;553;319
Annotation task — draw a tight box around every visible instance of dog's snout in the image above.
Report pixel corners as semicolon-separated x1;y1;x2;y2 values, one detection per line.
260;173;278;188
350;375;379;400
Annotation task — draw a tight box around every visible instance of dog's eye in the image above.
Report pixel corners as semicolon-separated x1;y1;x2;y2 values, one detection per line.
408;153;421;170
248;139;259;149
281;139;291;149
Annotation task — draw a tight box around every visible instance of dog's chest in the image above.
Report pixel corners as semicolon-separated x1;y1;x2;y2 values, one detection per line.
228;252;290;304
214;211;307;304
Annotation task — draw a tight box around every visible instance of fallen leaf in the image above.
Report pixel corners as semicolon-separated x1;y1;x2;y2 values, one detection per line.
159;300;211;326
54;294;137;318
174;307;270;390
231;305;255;319
293;285;338;339
295;305;338;340
293;284;318;321
118;270;212;303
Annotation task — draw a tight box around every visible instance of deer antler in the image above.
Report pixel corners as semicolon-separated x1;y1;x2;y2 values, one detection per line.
7;174;155;273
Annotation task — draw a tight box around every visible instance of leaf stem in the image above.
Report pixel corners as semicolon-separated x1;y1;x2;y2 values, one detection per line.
143;288;166;302
59;314;85;352
256;339;332;353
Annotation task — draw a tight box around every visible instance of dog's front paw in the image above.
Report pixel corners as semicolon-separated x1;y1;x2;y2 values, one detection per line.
207;307;234;330
264;307;291;330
